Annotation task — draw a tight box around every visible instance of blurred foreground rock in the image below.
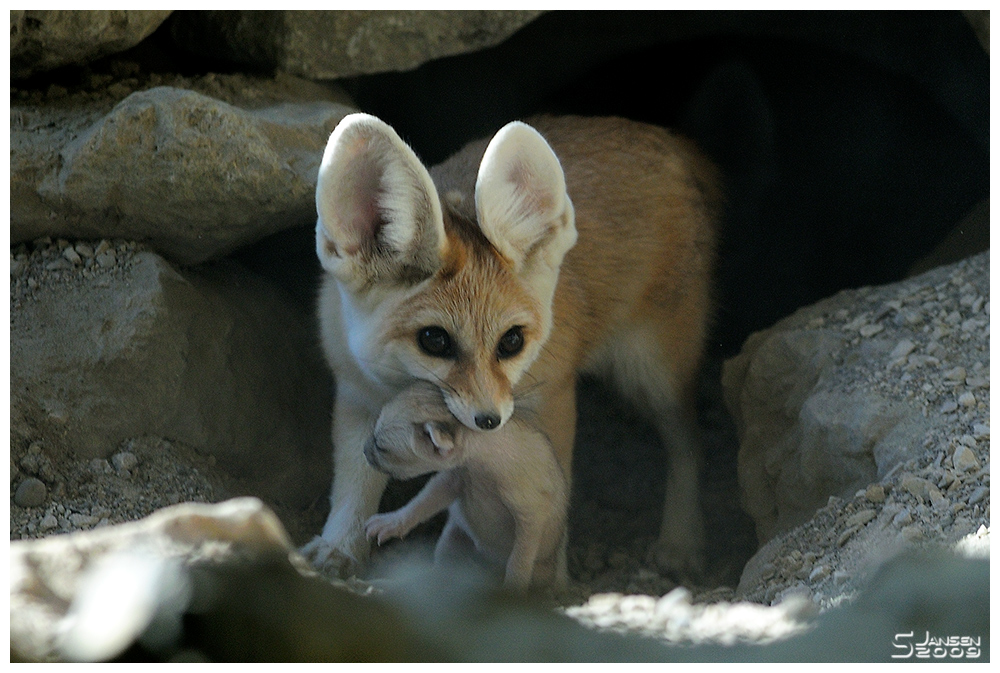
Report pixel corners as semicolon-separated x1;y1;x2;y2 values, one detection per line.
10;498;988;662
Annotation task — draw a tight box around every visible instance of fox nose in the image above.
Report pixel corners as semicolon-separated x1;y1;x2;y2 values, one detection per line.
475;413;501;430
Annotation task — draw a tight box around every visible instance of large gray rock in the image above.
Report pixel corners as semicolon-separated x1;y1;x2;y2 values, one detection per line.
11;10;172;79
724;252;989;543
10;240;332;509
9;498;316;662
10;74;355;265
169;10;542;79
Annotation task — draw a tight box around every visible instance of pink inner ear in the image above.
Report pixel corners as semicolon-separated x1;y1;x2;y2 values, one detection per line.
335;154;385;255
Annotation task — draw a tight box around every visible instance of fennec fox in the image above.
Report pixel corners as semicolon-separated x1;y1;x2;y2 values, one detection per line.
362;381;568;589
303;113;719;580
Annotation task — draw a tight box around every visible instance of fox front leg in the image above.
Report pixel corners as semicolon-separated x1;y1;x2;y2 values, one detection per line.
300;398;388;578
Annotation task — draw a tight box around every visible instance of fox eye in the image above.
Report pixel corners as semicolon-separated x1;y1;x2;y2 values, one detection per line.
497;326;525;359
418;326;454;358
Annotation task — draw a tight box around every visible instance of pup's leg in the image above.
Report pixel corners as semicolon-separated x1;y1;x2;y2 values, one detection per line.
504;517;544;590
434;507;478;566
365;470;461;545
301;398;387;577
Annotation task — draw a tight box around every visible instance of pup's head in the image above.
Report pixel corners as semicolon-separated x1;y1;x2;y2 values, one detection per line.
364;381;463;480
316;113;577;432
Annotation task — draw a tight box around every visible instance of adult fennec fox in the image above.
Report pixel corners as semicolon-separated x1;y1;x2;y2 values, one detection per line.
302;113;719;580
363;381;567;589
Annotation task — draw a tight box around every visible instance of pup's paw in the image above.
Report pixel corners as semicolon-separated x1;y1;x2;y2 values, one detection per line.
364;512;410;546
299;535;362;579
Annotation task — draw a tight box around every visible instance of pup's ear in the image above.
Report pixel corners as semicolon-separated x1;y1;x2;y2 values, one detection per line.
475;122;577;273
423;422;455;457
315;113;446;284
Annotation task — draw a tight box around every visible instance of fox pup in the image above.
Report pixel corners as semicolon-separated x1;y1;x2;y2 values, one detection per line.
362;381;568;589
302;113;719;580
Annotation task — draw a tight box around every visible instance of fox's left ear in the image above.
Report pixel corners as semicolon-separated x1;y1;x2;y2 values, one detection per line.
475;122;577;273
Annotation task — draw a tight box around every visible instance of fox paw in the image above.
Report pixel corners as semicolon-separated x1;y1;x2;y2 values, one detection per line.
648;538;705;584
299;535;362;579
364;512;411;546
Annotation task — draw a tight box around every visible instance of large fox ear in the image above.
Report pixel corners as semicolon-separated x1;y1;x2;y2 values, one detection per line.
475;122;577;273
315;113;446;284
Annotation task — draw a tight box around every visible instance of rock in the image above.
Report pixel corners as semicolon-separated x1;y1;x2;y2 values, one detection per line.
10;10;172;79
900;475;935;501
169;10;542;80
844;509;876;528
10;75;356;265
10;246;332;509
951;446;980;472
863;484;885;504
10;498;307;662
723;252;989;543
110;452;138;472
14;478;48;508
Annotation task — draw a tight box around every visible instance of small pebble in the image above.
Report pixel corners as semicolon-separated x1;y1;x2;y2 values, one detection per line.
929;489;949;510
845;509;877;527
967;487;988;506
14;478;47;507
900;475;933;501
96;251;117;268
958;392;977;408
952;446;980;472
89;459;113;475
74;243;94;258
111;451;138;472
69;513;100;527
864;484;886;503
900;525;924;542
38;513;59;532
943;366;967;382
62;246;82;265
891;508;912;527
808;565;831;582
859;323;883;337
939;400;958;414
888;339;916;362
837;525;861;546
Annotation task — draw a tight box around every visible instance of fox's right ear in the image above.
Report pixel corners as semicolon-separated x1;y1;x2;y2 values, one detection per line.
315;113;446;285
